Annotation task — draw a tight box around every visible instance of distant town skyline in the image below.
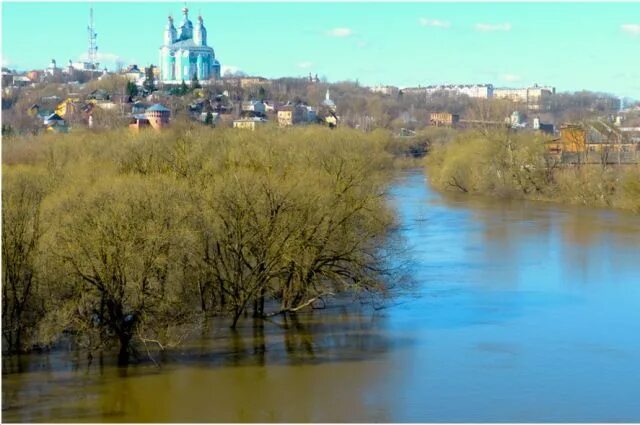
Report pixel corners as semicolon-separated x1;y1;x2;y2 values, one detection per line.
2;2;640;98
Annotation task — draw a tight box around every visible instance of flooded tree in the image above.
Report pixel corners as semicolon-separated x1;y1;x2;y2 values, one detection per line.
1;168;50;353
42;176;195;363
2;124;402;362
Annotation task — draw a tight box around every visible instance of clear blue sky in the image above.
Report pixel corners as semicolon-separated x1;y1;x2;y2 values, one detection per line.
2;2;639;98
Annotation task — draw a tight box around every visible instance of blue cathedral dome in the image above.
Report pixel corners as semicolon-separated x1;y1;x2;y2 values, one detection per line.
159;7;221;83
177;7;193;41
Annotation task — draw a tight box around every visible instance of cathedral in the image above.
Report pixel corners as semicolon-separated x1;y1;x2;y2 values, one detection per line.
159;7;221;83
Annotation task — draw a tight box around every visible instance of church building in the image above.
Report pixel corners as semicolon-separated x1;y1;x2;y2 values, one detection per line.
159;7;221;84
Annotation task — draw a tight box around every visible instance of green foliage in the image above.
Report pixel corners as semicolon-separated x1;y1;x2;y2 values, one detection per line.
258;86;266;101
126;80;138;97
2;125;400;361
168;80;191;97
204;111;213;125
2;123;14;137
143;65;156;93
191;72;201;89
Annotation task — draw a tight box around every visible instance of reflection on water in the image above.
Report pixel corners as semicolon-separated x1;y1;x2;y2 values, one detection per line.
2;305;401;423
3;170;640;422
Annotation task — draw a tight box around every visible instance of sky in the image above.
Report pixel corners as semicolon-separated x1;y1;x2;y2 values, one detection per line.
1;1;640;98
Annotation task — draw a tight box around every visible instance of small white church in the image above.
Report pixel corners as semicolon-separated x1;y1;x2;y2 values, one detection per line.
159;7;221;84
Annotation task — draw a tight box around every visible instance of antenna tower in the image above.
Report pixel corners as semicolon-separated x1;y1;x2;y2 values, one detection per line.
87;7;98;69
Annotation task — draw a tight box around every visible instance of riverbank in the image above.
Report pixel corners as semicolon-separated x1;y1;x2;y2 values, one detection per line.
425;129;640;213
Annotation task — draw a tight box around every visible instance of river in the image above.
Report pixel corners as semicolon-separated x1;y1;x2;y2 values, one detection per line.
3;169;640;422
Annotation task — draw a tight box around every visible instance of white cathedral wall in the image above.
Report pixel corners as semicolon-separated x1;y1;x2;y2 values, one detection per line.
160;49;219;82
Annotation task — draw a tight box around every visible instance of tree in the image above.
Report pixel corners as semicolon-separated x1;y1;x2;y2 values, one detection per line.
1;123;14;137
180;79;188;96
2;125;404;363
258;86;266;102
192;143;395;328
204;111;213;125
90;107;129;129
191;72;201;90
45;176;193;364
2;168;49;352
126;80;138;97
143;65;156;93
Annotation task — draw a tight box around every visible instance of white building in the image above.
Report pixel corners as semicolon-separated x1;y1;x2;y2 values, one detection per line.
423;84;494;99
123;65;145;83
370;85;399;96
510;111;526;128
322;89;336;111
46;59;60;76
241;100;266;115
533;117;540;130
71;61;100;72
12;76;32;87
494;84;555;107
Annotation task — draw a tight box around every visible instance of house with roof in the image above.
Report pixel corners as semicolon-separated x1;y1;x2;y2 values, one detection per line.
264;101;275;113
129;114;151;131
35;108;55;121
132;101;148;115
145;103;171;129
88;89;110;102
55;98;81;118
241;100;266;117
233;116;267;130
188;99;212;115
584;121;635;154
547;121;638;160
42;113;68;133
87;89;114;109
123;65;145;83
533;117;555;135
430;112;460;127
277;105;307;127
12;76;32;87
43;113;65;127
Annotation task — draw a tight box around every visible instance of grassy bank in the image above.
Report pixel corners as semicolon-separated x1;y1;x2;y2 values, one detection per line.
425;129;640;213
2;124;408;361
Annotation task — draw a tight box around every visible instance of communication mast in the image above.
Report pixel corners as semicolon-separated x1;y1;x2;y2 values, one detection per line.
87;7;98;69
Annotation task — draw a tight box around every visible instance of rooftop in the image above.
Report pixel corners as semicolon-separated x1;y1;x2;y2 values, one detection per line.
146;104;171;112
